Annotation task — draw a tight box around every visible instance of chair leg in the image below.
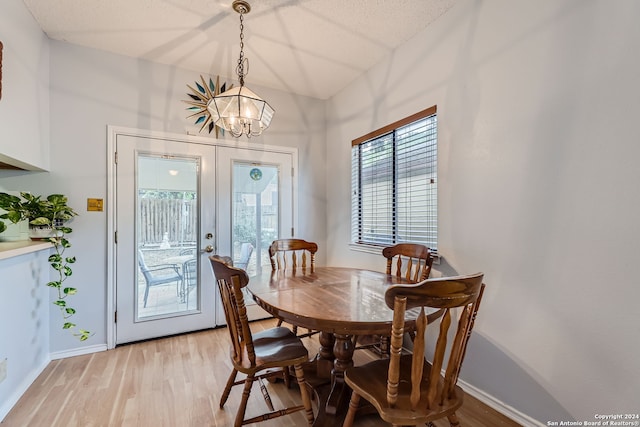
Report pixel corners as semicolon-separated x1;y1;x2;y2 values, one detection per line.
447;413;461;426
185;278;189;307
258;377;275;411
282;366;292;388
293;364;315;426
378;335;391;356
220;368;238;408
342;391;360;427
277;318;299;335
143;284;150;308
234;374;255;427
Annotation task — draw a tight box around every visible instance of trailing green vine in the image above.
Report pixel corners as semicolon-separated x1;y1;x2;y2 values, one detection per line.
47;223;91;341
0;192;92;341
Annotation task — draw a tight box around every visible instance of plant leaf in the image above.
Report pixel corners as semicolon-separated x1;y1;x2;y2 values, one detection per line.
7;211;22;223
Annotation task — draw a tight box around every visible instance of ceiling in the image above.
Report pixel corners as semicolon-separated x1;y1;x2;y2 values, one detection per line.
21;0;457;100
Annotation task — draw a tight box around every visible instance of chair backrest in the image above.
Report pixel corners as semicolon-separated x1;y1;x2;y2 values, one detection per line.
209;255;257;367
215;254;234;266
384;273;485;412
269;239;318;270
137;250;153;281
382;243;434;282
235;242;254;270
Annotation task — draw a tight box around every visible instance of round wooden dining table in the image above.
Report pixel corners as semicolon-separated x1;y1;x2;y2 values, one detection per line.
248;266;441;426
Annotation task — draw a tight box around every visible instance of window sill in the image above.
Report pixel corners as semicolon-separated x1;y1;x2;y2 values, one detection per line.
349;243;441;264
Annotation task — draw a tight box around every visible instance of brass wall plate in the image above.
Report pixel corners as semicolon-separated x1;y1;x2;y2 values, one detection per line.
87;198;103;212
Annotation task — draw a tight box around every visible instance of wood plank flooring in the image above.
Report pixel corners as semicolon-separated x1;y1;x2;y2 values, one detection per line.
2;319;522;426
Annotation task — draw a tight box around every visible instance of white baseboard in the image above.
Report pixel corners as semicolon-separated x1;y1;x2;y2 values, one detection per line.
458;378;545;427
50;343;107;360
0;357;50;422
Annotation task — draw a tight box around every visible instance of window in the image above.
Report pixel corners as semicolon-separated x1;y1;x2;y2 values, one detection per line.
351;106;437;250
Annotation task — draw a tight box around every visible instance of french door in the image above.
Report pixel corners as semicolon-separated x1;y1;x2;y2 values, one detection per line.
115;135;217;344
113;131;295;345
216;146;294;324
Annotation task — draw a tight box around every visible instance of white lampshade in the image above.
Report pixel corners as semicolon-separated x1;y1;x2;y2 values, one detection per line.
208;86;274;138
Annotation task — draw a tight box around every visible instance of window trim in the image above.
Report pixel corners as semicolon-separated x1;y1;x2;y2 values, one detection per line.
351;105;437;147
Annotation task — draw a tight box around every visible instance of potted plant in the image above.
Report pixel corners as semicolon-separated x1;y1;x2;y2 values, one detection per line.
0;192;77;240
0;192;91;341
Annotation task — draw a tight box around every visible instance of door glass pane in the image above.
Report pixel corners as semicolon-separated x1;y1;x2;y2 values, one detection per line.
232;163;279;277
136;155;199;319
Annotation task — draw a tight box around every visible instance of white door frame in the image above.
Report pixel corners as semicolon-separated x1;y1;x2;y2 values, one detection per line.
106;125;298;349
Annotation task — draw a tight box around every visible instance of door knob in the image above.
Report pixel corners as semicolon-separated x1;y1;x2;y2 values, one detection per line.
203;245;214;253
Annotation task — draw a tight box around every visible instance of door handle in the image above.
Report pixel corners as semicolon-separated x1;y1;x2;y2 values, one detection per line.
202;245;214;253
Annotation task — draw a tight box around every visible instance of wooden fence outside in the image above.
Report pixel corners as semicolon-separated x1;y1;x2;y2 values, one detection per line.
138;198;198;245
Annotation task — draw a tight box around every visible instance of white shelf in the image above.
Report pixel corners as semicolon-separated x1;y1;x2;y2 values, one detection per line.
0;240;52;260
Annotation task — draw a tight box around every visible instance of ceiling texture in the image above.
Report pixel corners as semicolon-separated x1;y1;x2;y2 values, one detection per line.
21;0;457;100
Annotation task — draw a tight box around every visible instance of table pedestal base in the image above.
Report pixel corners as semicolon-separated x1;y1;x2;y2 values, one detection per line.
297;332;356;426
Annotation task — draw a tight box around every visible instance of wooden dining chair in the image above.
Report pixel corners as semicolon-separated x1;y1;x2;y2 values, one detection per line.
269;238;318;271
209;256;314;427
355;243;434;355
342;273;485;427
268;239;319;336
383;243;434;282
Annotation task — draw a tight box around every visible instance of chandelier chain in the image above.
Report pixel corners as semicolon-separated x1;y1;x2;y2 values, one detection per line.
237;10;246;86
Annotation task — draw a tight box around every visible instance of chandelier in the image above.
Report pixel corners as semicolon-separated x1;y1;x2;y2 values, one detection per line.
208;0;274;138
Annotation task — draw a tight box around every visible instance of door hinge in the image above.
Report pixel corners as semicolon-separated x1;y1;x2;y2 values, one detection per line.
291;167;294;177
114;151;118;164
291;227;294;237
114;231;118;243
114;311;117;323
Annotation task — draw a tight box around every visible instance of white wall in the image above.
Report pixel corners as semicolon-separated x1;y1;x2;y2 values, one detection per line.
0;0;50;170
0;250;50;420
0;16;325;358
4;0;638;423
326;0;640;423
0;1;52;420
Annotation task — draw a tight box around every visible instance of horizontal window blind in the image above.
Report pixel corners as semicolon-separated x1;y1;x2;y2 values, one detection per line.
351;107;437;250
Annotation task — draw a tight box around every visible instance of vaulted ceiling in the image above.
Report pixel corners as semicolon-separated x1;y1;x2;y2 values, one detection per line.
22;0;457;99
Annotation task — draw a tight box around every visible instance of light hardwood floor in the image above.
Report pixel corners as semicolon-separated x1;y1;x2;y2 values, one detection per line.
2;319;522;426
